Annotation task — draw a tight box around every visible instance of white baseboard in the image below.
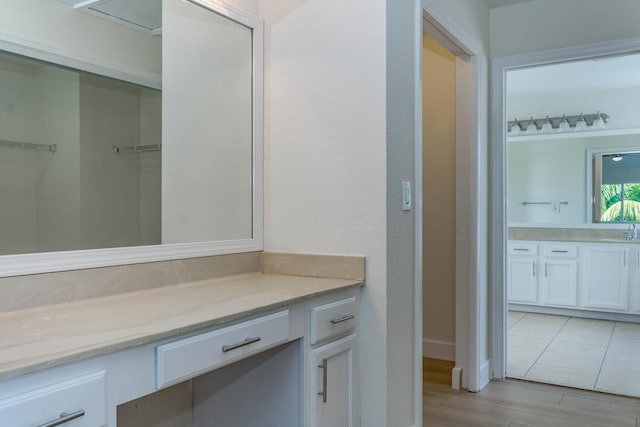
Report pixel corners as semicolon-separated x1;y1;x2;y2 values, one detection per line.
451;366;462;390
422;338;455;361
478;359;491;390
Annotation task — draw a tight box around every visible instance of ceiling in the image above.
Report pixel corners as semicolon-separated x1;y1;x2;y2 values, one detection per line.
487;0;534;8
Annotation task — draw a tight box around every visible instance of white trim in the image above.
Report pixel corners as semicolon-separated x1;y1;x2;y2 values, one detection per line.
413;1;424;426
0;2;264;278
479;359;490;390
421;0;488;393
422;339;455;361
490;35;640;380
0;241;261;278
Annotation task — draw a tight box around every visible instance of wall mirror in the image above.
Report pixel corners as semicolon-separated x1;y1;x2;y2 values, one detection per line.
0;0;263;276
506;52;640;227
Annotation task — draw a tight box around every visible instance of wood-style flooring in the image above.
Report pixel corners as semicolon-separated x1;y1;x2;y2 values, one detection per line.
423;358;640;427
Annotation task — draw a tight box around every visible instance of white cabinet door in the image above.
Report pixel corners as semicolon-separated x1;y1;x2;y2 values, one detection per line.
542;259;577;307
507;256;538;303
310;334;357;427
583;246;629;310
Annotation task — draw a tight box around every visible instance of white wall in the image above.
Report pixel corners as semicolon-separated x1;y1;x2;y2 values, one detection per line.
428;0;490;50
508;138;586;224
259;0;388;424
491;0;640;57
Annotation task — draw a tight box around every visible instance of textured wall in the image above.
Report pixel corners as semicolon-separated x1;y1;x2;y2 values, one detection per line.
259;0;388;424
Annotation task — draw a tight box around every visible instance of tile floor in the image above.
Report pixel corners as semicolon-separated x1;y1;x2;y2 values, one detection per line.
507;311;640;397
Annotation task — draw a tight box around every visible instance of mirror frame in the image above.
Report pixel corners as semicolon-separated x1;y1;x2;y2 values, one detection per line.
0;0;263;277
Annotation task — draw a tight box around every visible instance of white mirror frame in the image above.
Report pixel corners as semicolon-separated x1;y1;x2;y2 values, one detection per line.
0;0;263;277
490;36;640;379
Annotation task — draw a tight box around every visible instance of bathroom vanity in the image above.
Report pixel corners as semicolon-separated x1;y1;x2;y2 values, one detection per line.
508;237;640;319
0;270;362;427
0;2;362;426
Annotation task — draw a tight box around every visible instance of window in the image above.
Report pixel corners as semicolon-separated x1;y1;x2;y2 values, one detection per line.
593;152;640;223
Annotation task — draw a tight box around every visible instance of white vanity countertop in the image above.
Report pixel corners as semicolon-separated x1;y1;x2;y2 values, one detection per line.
0;272;363;381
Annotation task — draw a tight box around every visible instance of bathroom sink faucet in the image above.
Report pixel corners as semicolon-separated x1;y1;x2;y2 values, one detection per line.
626;224;639;240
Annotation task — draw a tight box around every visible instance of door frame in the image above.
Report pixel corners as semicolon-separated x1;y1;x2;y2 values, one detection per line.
419;0;489;395
490;35;640;380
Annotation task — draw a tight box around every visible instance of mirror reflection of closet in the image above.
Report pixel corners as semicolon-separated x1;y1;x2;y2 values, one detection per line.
0;51;162;256
0;0;262;273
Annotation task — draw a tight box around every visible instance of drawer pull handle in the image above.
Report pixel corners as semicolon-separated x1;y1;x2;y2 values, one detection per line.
39;410;85;427
551;250;568;253
318;358;328;403
222;336;261;353
513;248;529;251
330;314;355;324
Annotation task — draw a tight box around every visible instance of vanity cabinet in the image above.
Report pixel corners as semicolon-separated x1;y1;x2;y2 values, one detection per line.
507;243;538;303
0;277;362;427
308;297;358;427
583;245;629;310
310;334;357;427
508;240;636;314
541;245;578;307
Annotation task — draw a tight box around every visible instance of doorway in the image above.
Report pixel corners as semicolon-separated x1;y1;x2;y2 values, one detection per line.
493;39;640;398
420;3;488;394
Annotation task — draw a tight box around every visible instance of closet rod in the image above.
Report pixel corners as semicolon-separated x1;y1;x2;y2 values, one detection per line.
0;139;57;152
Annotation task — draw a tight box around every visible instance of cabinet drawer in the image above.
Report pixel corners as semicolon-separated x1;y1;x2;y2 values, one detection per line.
310;297;356;345
508;242;537;256
543;245;577;258
0;371;106;427
156;310;289;388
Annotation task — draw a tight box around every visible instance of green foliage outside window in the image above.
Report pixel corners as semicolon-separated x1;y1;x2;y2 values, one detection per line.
601;183;640;222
